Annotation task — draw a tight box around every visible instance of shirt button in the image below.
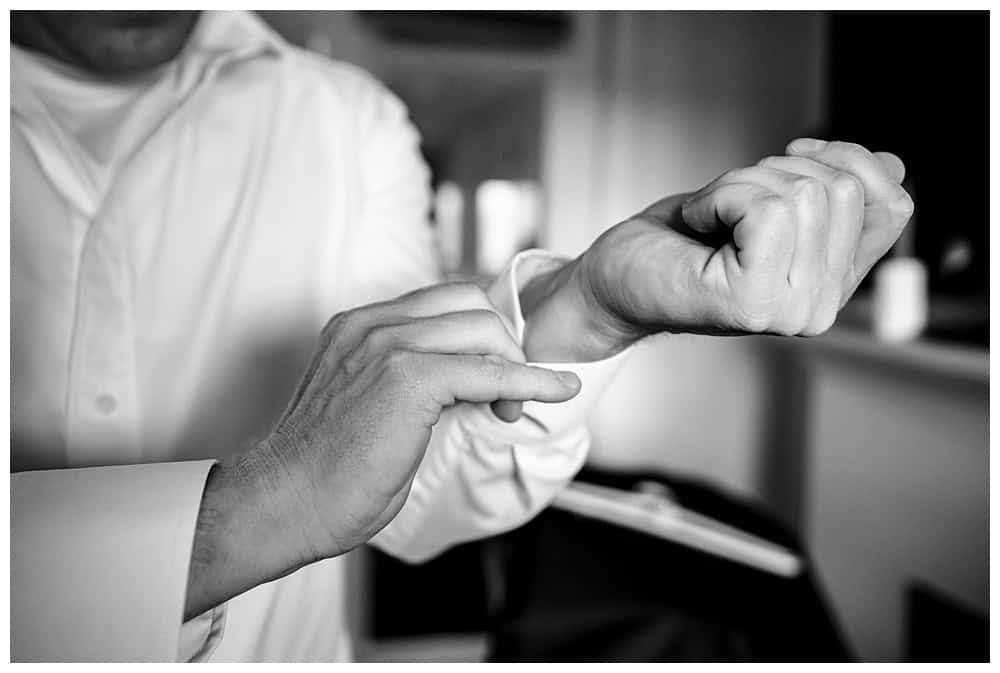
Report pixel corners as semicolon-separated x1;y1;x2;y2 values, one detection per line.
95;394;118;415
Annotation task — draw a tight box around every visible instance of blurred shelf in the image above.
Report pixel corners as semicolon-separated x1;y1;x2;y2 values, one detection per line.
358;634;488;663
803;326;988;385
359;11;572;52
782;295;988;385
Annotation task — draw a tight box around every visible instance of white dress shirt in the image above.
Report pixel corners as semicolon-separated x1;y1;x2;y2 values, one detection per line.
11;11;628;662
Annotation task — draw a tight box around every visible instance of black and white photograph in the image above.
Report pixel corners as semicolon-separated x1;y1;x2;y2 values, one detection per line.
8;7;991;663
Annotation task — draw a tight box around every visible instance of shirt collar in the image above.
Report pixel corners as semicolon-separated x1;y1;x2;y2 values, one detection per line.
181;10;288;62
11;11;288;116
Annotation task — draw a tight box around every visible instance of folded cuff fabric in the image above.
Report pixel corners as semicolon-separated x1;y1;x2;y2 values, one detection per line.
12;459;218;661
494;249;634;435
370;249;632;562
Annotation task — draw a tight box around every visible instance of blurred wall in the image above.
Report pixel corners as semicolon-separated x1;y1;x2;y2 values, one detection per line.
539;12;827;502
258;12;987;660
804;353;987;661
542;20;987;660
260;5;832;535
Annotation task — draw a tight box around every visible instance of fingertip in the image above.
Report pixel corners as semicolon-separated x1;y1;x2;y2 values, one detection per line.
557;370;581;393
874;151;906;184
787;137;827;155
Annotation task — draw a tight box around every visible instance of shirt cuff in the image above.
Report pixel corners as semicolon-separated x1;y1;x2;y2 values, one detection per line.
12;460;221;662
178;603;227;661
486;248;633;436
369;249;632;562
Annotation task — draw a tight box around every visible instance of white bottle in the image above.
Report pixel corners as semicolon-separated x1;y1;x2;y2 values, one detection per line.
873;256;928;342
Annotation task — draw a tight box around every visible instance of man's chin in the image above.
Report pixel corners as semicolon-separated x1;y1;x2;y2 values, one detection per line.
15;10;202;76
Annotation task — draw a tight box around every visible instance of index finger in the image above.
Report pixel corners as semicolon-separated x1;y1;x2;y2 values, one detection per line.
418;354;581;406
326;282;519;361
786;139;910;208
381;282;519;340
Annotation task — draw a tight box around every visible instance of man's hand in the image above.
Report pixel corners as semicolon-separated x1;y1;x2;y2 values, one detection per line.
521;139;915;362
184;283;580;619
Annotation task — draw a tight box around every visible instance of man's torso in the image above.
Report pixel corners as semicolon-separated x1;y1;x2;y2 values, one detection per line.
11;12;436;660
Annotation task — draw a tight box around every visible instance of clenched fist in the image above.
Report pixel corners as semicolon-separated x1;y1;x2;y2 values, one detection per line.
559;139;914;356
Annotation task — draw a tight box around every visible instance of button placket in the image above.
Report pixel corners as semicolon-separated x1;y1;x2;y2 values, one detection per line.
65;215;141;466
95;393;118;415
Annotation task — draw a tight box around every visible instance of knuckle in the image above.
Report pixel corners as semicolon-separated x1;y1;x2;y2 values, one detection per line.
743;314;772;334
772;305;809;336
732;304;772;333
713;168;740;188
757;155;783;169
798;325;820;337
364;323;395;351
480;354;508;383
830;171;863;200
780;324;804;338
382;348;413;376
380;349;424;391
322;310;350;338
722;167;753;184
756;195;792;221
335;305;373;339
452;281;489;306
340;348;363;377
829;140;869;158
813;309;838;335
791;176;824;202
891;190;915;219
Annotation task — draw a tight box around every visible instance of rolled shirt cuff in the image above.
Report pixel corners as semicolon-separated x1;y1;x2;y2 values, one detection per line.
487;248;633;435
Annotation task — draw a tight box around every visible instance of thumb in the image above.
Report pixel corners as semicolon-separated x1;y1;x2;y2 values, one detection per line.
490;399;523;423
681;182;770;235
681;182;793;274
873;151;906;184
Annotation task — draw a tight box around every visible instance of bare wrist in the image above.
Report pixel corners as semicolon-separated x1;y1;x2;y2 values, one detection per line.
520;256;640;362
183;446;308;621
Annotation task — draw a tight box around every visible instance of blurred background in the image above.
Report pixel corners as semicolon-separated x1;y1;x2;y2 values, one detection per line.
259;10;988;663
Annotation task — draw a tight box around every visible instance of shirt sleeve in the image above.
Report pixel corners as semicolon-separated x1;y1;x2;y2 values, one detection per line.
370;250;632;563
11;459;224;662
334;63;439;310
345;71;632;561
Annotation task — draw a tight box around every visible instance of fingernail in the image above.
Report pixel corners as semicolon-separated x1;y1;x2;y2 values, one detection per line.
558;371;581;389
789;138;826;153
